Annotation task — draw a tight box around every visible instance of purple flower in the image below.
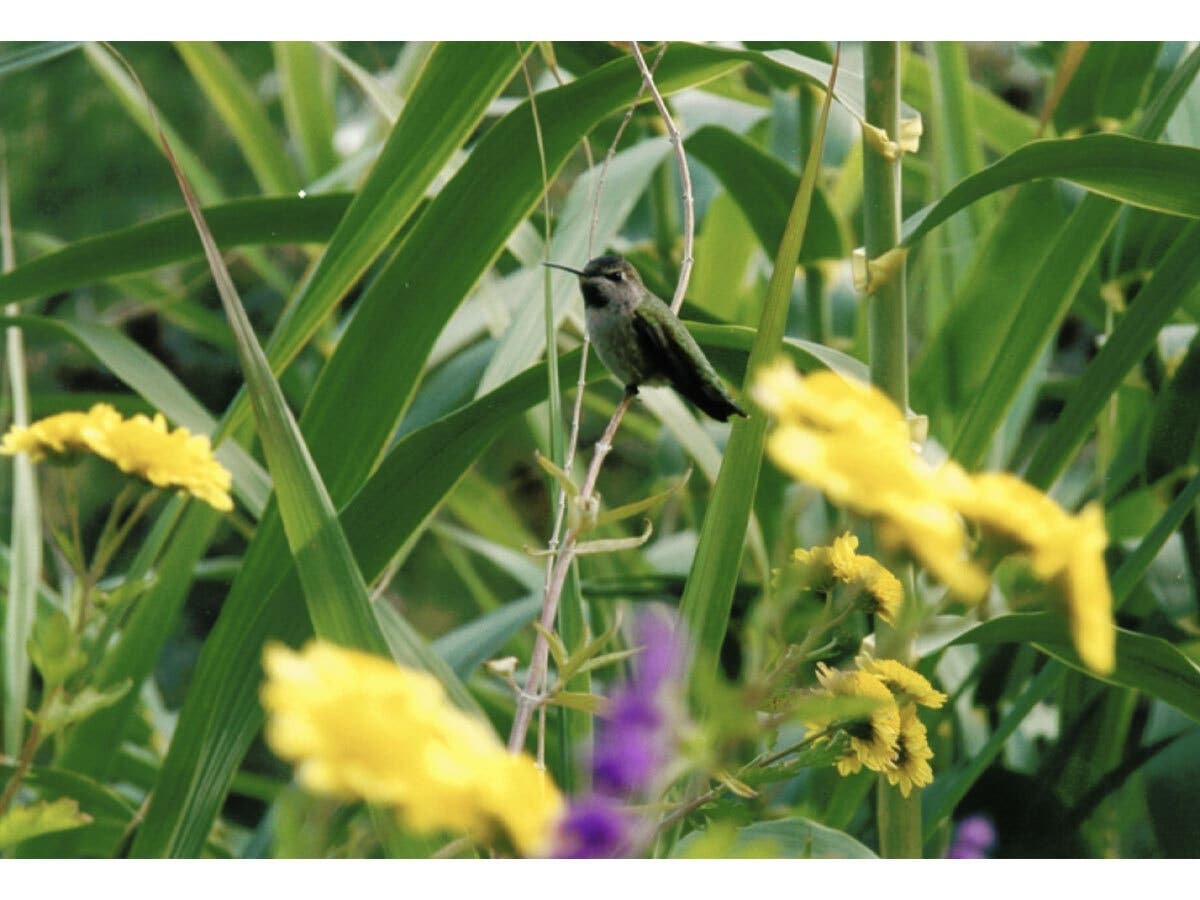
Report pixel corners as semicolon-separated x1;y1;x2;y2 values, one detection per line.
551;608;688;859
551;794;633;858
947;814;997;858
590;609;684;796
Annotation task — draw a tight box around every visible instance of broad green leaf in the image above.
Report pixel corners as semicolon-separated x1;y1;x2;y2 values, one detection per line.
911;180;1067;437
675;816;877;859
158;100;415;664
0;799;91;851
900;133;1200;251
0;314;269;516
175;41;302;195
264;42;530;375
1054;43;1162;135
0;194;351;307
902;48;1036;154
953;613;1200;723
430;595;542;681
686;125;844;264
1024;221;1200;488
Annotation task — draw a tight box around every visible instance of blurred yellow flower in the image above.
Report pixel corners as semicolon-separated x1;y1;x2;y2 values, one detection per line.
884;704;935;798
89;412;233;512
0;403;122;462
261;641;563;856
0;404;233;512
755;361;1117;673
857;656;947;709
754;362;988;600
948;471;1115;675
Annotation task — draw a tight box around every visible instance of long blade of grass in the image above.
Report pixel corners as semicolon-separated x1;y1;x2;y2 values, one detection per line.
0;42;81;78
1;157;40;759
0;194;351;306
274;42;337;181
679;52;839;686
1023;221;1200;489
900;133;1200;251
174;41;302;195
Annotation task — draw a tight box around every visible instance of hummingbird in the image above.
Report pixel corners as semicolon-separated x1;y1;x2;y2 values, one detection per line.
546;255;747;422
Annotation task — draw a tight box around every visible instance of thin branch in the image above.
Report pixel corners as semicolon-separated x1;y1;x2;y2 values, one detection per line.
508;42;696;754
630;42;693;314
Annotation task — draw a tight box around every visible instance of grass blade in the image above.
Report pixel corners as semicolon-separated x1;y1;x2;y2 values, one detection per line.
175;41;302;195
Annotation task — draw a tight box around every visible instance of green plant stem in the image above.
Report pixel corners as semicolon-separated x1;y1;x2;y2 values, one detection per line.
862;40;920;860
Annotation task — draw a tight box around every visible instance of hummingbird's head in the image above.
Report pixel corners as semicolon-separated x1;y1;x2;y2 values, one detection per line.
544;255;644;309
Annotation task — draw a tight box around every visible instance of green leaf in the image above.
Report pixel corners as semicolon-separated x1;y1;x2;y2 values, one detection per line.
0;194;351;307
263;42;530;375
952;613;1200;723
1145;328;1200;483
431;595;541;681
27;610;85;688
39;680;133;737
0;41;81;78
900;133;1200;252
1023;221;1200;488
175;41;301;195
686;125;844;264
0;799;92;851
679;54;837;688
274;42;337;180
1053;43;1162;134
674;817;877;859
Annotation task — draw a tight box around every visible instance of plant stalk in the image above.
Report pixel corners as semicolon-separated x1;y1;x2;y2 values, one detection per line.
862;40;920;859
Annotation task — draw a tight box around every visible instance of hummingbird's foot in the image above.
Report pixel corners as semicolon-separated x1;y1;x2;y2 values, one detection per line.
624;384;640;398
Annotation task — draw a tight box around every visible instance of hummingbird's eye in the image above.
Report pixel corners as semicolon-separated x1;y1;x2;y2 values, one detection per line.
606;271;624;282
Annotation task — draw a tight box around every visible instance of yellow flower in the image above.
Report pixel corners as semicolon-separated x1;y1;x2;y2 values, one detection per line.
0;404;233;512
1059;505;1116;675
809;663;900;774
755;361;988;601
857;656;947;709
883;704;935;798
88;412;234;512
0;404;122;462
948;471;1115;675
793;532;904;624
261;641;563;856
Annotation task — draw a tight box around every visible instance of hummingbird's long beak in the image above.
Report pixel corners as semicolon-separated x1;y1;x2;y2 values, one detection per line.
543;261;584;276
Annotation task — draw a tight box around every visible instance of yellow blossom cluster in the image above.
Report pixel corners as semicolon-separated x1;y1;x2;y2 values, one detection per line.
261;641;563;856
753;360;1115;675
0;403;233;512
805;657;946;797
792;532;904;624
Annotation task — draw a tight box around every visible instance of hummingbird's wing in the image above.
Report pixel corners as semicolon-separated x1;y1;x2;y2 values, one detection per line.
630;299;747;422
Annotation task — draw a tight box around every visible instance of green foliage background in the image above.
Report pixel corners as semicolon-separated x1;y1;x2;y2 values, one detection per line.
1;40;1199;858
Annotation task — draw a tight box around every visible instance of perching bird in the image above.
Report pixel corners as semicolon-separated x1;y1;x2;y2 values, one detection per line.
545;255;748;422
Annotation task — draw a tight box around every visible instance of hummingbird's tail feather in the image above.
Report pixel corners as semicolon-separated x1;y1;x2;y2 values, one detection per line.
674;372;748;423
